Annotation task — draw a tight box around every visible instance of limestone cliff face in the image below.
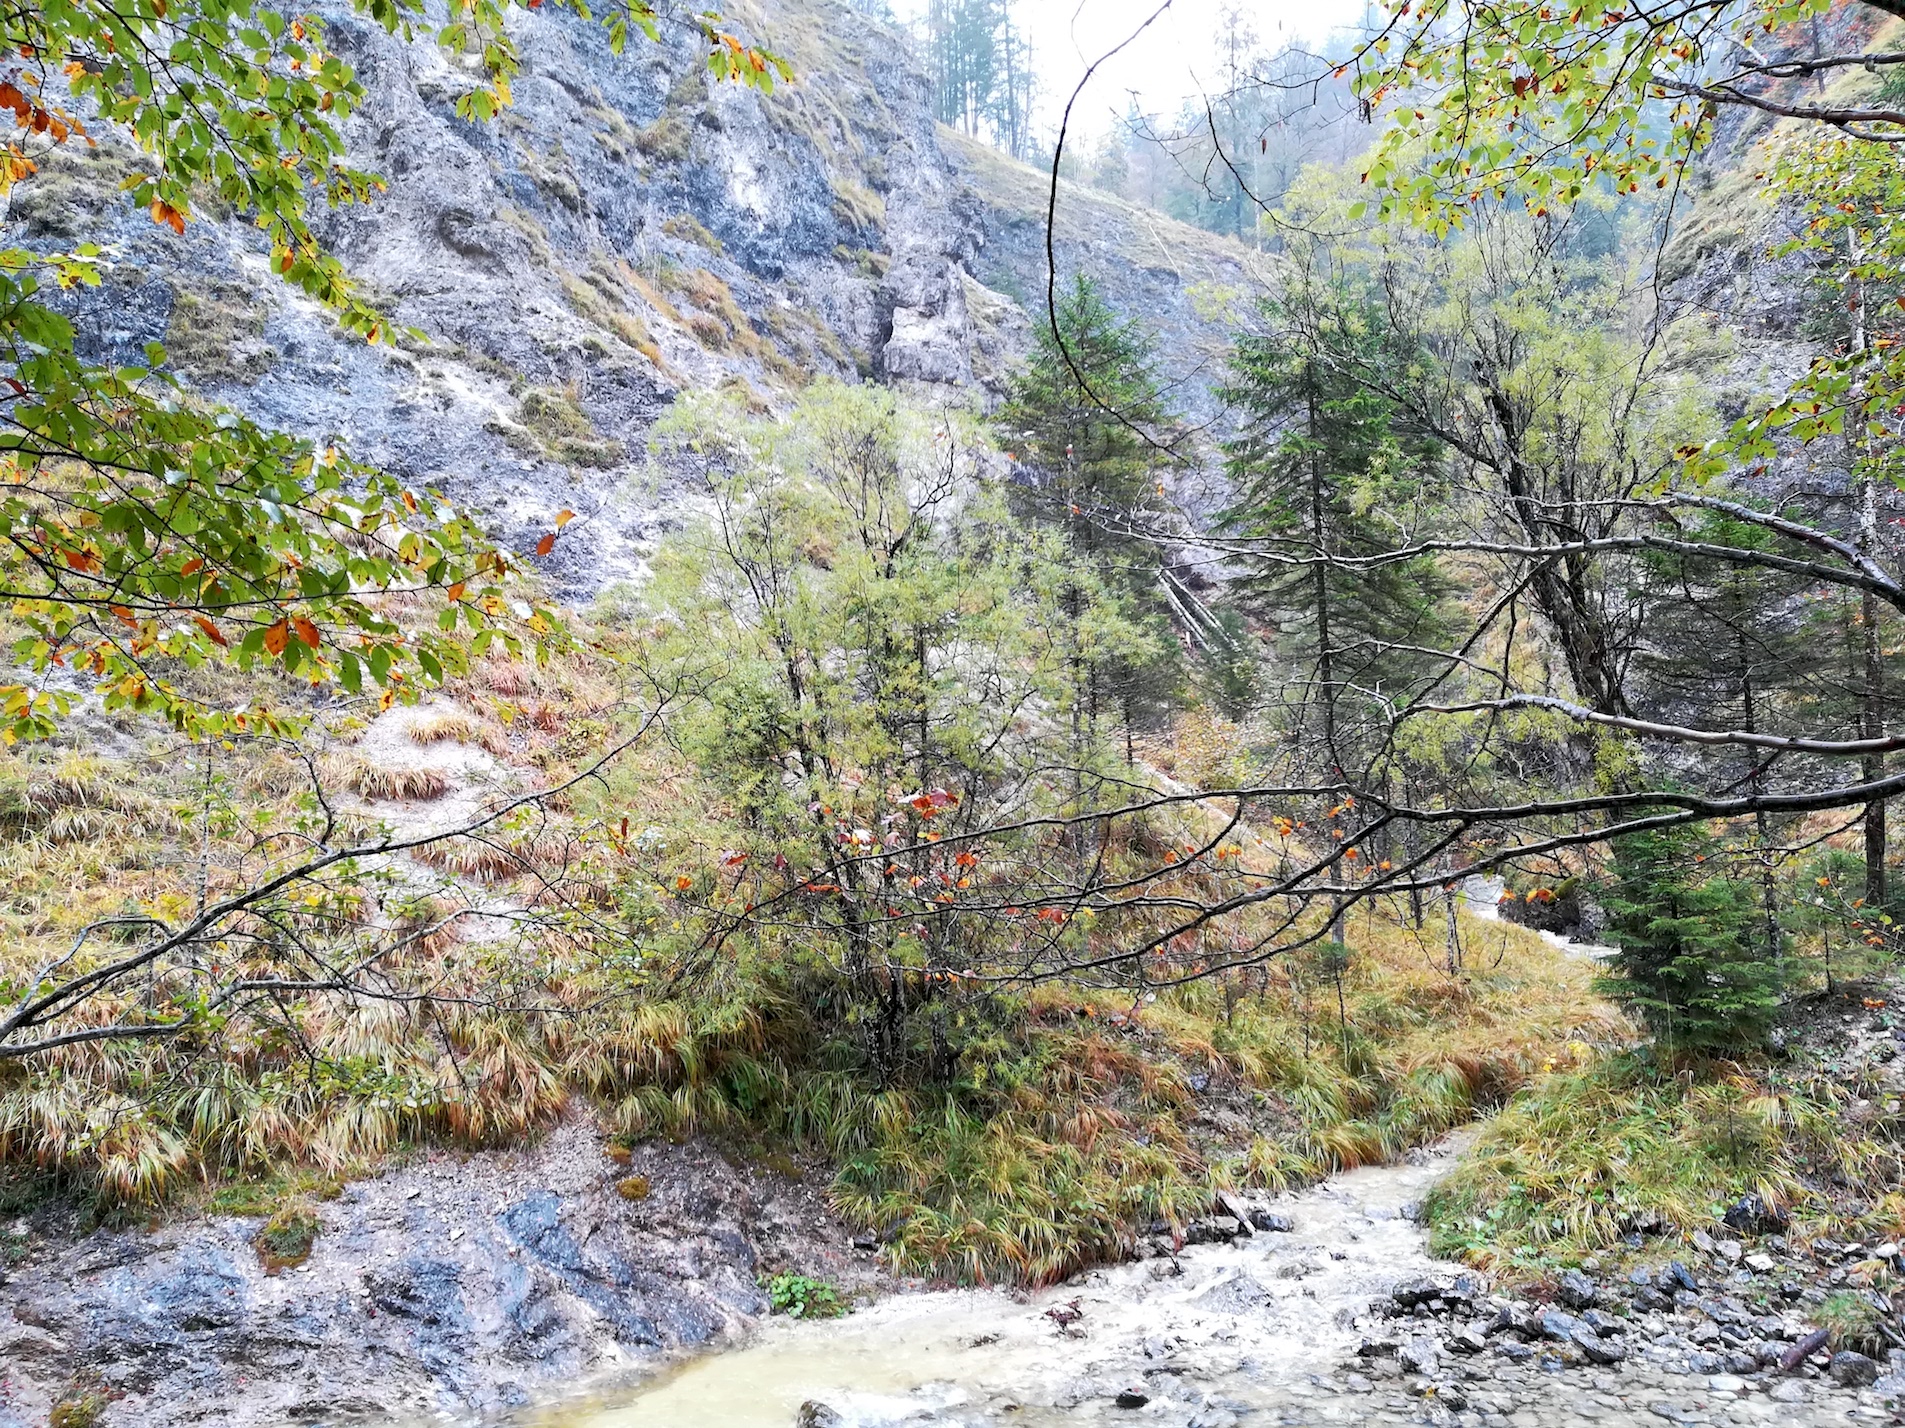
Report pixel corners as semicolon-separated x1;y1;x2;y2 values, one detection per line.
23;0;1259;598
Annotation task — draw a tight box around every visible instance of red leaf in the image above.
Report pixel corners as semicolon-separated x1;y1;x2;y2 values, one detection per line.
535;533;557;557
194;615;228;647
291;616;320;649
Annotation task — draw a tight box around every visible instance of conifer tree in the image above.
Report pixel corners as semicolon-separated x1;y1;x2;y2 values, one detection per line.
922;0;1035;158
997;276;1187;759
1217;276;1450;772
1630;513;1828;957
1600;821;1785;1057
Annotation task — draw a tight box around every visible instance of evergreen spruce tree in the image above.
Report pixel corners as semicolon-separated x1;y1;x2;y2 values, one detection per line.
1630;513;1828;959
921;0;1035;157
997;275;1187;759
1217;276;1451;770
1600;821;1785;1057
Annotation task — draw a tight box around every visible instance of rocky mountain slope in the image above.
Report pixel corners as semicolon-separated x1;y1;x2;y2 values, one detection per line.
27;0;1261;602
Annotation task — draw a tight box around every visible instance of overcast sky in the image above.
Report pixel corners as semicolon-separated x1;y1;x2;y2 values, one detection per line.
890;0;1377;139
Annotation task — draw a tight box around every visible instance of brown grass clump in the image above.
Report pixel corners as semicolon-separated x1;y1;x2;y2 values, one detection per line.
324;754;452;802
408;710;511;756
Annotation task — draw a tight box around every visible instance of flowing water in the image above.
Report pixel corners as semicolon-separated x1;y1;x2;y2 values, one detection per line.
490;905;1885;1428
519;1146;1463;1428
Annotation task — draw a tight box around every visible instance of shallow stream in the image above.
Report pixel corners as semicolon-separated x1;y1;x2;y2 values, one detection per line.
518;1148;1463;1428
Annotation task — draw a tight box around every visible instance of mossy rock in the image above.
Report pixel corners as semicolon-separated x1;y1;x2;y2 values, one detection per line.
512;388;623;469
662;214;723;253
50;1393;108;1428
759;1151;804;1182
256;1206;320;1273
164;282;274;386
10;142;143;239
633;115;692;163
616;1174;651;1201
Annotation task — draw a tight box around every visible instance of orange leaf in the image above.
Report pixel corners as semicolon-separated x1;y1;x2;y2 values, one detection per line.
446;581;466;602
555;509;576;528
263;620;290;656
179;556;204;576
400;490;419;514
291;616;320;649
194;615;228;648
535;533;557;557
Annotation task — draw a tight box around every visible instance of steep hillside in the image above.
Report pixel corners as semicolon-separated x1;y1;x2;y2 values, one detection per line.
28;0;1255;600
939;126;1269;430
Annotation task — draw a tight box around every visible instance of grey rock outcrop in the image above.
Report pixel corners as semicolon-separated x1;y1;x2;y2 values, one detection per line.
24;0;1260;606
0;1122;875;1428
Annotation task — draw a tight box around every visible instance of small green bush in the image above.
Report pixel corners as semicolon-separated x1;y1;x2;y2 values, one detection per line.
765;1272;845;1319
1817;1288;1890;1355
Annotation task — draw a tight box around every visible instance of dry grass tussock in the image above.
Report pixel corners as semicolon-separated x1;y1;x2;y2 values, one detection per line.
322;752;453;802
407;709;511;756
1423;1051;1903;1275
0;862;1610;1281
0;752;178;843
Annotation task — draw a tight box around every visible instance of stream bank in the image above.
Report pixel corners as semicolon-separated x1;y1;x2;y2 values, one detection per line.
530;1140;1900;1428
0;1119;888;1428
5;1114;1899;1427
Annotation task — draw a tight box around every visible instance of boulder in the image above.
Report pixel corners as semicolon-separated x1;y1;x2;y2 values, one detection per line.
1213;1189;1255;1235
1392;1273;1480;1309
1538;1309;1582;1342
1398;1337;1441;1375
1570;1325;1626;1364
1581;1309;1624;1336
1721;1193;1788;1235
1831;1351;1881;1388
1555;1268;1598;1309
1449;1325;1490;1354
1488;1303;1541;1337
796;1404;843;1428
